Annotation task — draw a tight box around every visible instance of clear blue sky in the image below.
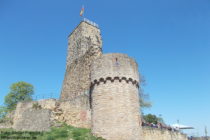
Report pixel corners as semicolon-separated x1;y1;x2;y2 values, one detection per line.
0;0;209;137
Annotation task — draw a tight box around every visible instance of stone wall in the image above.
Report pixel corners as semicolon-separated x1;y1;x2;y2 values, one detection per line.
90;53;142;140
60;45;102;100
13;101;51;131
12;98;91;131
14;108;51;131
60;21;102;100
142;127;188;140
191;137;210;140
55;96;91;128
13;101;37;129
90;53;140;82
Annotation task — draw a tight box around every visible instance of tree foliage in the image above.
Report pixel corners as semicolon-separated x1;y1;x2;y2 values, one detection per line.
0;106;7;120
143;114;164;124
4;81;34;111
139;76;152;109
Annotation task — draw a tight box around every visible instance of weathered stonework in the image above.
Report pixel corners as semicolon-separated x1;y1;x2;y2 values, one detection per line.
12;98;91;131
90;54;142;140
55;96;91;128
14;108;51;131
60;21;102;100
66;21;102;68
142;127;188;140
60;46;102;100
13;101;51;131
191;137;210;140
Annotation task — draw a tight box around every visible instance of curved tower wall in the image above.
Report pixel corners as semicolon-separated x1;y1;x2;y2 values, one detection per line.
90;53;142;140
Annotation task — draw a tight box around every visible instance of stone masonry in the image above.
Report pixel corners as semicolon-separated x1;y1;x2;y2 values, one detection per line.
90;54;142;140
13;101;51;131
12;98;91;131
1;19;189;140
60;21;102;100
142;127;188;140
59;20;187;140
66;21;102;68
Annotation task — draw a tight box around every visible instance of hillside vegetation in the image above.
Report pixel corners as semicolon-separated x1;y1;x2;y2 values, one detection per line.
0;124;105;140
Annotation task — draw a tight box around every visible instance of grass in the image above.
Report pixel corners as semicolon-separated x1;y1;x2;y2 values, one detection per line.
0;124;105;140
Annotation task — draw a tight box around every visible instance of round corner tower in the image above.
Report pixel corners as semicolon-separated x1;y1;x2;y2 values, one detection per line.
90;53;143;140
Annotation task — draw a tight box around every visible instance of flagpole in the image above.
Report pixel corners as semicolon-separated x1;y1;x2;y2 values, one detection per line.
83;5;85;21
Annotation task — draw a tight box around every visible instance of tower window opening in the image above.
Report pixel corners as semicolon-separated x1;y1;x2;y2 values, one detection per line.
115;58;119;66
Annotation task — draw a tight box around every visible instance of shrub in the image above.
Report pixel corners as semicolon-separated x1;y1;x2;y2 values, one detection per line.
32;103;42;110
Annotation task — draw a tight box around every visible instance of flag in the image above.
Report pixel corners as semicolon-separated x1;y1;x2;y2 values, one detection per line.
80;6;84;17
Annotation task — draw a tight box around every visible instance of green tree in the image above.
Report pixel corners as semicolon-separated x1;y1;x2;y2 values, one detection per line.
4;81;34;111
139;76;152;109
143;114;164;124
0;106;7;121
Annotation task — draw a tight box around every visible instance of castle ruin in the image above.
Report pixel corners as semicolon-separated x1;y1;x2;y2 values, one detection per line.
60;19;142;140
1;19;188;140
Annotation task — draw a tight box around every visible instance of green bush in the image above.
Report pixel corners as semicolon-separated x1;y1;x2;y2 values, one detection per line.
0;128;43;140
37;124;105;140
4;81;34;111
0;124;105;140
32;103;42;110
0;106;8;121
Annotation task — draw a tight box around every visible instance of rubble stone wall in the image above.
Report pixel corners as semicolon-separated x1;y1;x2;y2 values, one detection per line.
12;98;91;131
66;21;102;68
13;101;37;129
60;45;102;100
191;137;210;140
55;96;91;128
60;21;103;101
142;127;188;140
13;108;51;131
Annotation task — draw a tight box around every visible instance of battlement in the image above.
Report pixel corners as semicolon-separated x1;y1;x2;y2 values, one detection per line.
83;18;99;28
68;19;99;38
91;76;139;89
91;53;140;83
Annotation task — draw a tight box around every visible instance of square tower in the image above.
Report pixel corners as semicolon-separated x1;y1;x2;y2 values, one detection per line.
60;20;102;100
66;19;102;68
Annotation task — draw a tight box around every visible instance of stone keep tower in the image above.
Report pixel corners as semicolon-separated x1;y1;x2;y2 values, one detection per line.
60;20;142;140
90;54;143;140
60;20;102;100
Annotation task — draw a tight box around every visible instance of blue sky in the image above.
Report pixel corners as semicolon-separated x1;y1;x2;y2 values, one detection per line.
0;0;209;136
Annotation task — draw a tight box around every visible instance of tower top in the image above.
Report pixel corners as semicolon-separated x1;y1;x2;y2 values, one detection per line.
68;18;99;38
66;18;102;68
83;18;99;28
